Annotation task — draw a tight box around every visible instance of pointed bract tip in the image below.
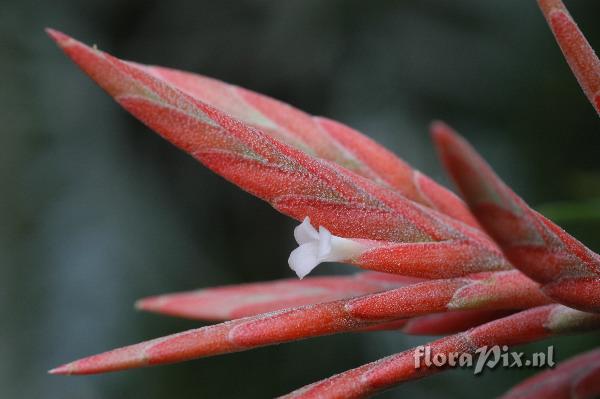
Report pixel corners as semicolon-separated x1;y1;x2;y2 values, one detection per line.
45;28;71;45
134;296;163;312
430;119;449;134
429;120;458;144
48;363;72;375
537;0;567;16
134;299;147;311
429;120;448;129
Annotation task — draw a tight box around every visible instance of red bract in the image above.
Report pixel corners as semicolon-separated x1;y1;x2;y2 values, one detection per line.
282;305;600;399
500;348;600;399
136;270;543;321
432;121;600;313
135;272;422;321
47;0;600;396
49;270;550;375
46;29;511;279
400;309;515;336
361;310;516;335
538;0;600;116
143;64;480;227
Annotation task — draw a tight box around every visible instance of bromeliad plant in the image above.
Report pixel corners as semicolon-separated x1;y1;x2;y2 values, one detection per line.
48;0;600;397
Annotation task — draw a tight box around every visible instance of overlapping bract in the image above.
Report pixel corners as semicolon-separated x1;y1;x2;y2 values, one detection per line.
141;64;479;227
47;1;600;396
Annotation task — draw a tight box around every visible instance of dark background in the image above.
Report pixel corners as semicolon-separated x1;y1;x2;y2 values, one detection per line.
2;1;599;398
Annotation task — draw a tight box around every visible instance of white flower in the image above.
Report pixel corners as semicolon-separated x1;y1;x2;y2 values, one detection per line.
288;217;366;279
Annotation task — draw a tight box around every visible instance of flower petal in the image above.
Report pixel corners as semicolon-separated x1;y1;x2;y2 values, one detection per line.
288;242;321;279
293;216;318;245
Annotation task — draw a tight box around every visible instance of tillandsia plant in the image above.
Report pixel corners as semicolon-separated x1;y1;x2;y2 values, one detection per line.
47;0;600;397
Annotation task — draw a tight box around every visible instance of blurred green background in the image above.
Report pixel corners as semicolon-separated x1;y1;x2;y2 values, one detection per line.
2;0;599;398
